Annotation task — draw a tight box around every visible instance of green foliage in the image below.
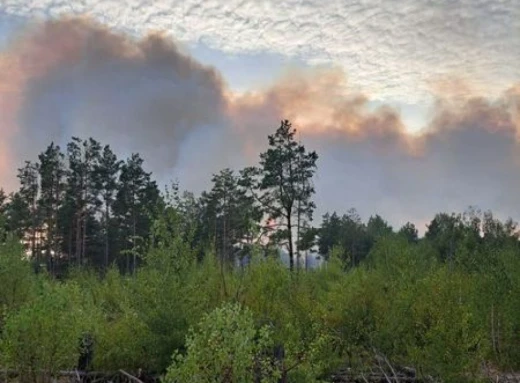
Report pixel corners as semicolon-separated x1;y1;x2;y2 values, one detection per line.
0;281;90;382
405;268;485;381
67;268;149;371
165;302;281;383
93;306;151;371
0;215;519;382
239;256;338;382
398;222;419;243
3;131;520;383
113;153;160;273
318;209;375;266
366;214;393;239
146;202;198;274
199;168;262;264
0;235;34;323
242;119;319;270
321;235;519;381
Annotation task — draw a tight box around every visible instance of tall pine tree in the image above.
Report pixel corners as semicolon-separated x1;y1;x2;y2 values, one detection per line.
113;153;159;273
64;137;102;267
38;143;66;274
94;145;122;269
243;120;318;271
200;168;262;265
16;162;40;260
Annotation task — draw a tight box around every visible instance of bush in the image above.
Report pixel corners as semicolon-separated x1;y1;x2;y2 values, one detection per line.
71;268;154;372
0;281;90;382
165;302;281;383
0;235;35;320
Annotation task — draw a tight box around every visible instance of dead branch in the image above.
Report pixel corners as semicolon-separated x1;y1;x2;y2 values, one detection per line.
119;369;145;383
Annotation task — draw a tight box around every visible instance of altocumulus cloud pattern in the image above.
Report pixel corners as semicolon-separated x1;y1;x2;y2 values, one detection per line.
1;1;520;232
1;0;519;103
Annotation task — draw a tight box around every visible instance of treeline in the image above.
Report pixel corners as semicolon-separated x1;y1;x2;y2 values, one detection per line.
0;120;519;382
3;123;518;277
0;120;320;274
0;138;160;274
318;206;520;268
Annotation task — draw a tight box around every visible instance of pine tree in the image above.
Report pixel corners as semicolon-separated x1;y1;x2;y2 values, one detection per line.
0;189;6;239
200;169;262;265
398;222;419;243
64;138;102;267
113;153;159;273
318;212;343;256
0;189;6;211
244;120;318;271
16;162;40;260
37;143;66;274
93;145;122;269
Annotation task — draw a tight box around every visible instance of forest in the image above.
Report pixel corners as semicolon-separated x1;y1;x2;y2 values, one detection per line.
0;120;519;383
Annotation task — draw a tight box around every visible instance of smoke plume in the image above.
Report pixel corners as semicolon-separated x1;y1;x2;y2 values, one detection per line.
227;69;520;229
0;16;226;185
1;16;520;230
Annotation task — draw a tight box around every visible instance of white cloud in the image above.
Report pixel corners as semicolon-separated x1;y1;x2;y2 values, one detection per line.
1;0;519;103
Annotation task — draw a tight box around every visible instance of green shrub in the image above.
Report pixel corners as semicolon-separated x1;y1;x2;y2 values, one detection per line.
0;281;89;382
165;302;281;383
0;235;35;319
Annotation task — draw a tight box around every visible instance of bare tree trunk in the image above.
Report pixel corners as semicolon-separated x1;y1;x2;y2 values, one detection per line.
82;213;87;268
491;304;497;358
222;211;227;264
132;213;136;274
296;198;301;271
304;220;308;271
75;213;82;266
287;213;294;271
104;203;110;270
497;312;501;357
221;213;228;297
68;222;73;265
53;178;63;276
31;226;37;266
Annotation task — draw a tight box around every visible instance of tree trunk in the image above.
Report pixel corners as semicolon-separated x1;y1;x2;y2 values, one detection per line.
221;213;229;297
132;212;136;274
296;198;301;271
287;213;294;271
31;226;37;267
491;304;498;358
82;213;87;267
53;178;62;276
105;203;110;270
75;213;82;266
222;214;227;264
68;222;73;265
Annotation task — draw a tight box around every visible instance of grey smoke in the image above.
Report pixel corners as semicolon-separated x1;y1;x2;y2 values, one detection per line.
1;16;520;234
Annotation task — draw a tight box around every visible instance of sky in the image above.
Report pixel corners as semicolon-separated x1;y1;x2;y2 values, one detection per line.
0;0;519;232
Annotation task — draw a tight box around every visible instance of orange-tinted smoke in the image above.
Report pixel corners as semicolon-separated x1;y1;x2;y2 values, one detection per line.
228;67;403;134
2;15;520;193
227;68;420;158
0;54;23;191
228;65;520;161
0;16;225;191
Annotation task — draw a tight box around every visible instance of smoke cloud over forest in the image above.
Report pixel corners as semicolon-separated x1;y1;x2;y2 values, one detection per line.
1;17;520;230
